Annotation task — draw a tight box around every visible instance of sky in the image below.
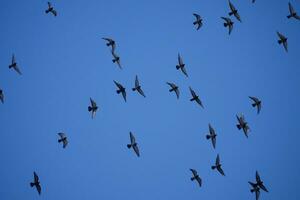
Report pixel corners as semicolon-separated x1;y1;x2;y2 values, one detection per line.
0;0;299;199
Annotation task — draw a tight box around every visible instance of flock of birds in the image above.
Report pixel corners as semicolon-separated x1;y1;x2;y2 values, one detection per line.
1;1;299;200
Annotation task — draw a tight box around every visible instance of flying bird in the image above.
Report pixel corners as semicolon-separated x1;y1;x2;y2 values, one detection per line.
249;181;261;200
132;75;146;97
114;80;126;102
0;89;4;103
166;82;180;99
287;2;300;20
88;98;98;118
58;132;68;148
211;154;225;176
277;31;288;52
221;17;234;35
111;50;122;69
127;132;140;157
206;124;217;149
30;172;41;195
236;114;250;138
193;13;203;30
249;96;261;114
255;171;269;192
9;54;22;75
45;2;57;16
102;37;116;52
176;53;188;77
228;1;242;22
189;87;204;108
190;169;202;187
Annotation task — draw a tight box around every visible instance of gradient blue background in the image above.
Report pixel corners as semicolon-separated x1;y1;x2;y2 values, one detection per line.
0;0;299;199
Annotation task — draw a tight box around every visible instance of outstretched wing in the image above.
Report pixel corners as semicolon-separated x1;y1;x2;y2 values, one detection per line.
195;176;202;187
216;154;220;165
129;132;135;144
221;17;230;23
190;168;197;176
0;91;4;103
174;87;180;99
12;54;15;64
229;1;236;12
283;40;288;52
90;98;96;107
13;65;22;75
133;144;140;157
255;189;260;200
113;80;122;90
255;171;261;182
47;2;51;8
122;90;127;102
137;87;146;97
58;132;66;139
218;166;225;176
51;10;57;16
249;96;259;103
277;31;286;41
289;2;295;14
234;12;241;22
181;67;188;77
193;13;201;21
135;75;139;87
178;53;184;66
36;183;41;195
34;172;39;182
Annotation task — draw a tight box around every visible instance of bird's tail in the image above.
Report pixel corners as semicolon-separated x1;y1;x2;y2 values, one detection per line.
191;177;195;181
132;88;136;91
278;40;282;44
252;103;256;107
30;182;35;187
237;124;241;130
287;15;292;19
211;166;216;170
117;90;121;94
206;135;211;140
127;144;132;149
176;65;180;70
224;23;228;27
88;106;92;111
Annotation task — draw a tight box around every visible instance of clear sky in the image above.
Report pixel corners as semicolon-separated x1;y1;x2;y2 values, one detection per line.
0;0;299;199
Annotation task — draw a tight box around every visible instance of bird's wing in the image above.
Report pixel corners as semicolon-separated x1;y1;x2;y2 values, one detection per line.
277;31;286;40
58;132;66;139
221;17;229;23
249;96;258;103
178;53;183;65
257;103;261;114
130;132;135;144
63;139;68;148
90;98;96;107
212;136;216;149
167;82;175;88
113;81;122;89
181;67;188;77
234;12;241;22
248;181;256;188
255;189;260;200
229;1;236;12
190;169;197;176
133;144;140;157
193;13;200;20
135;75;139;87
216;154;220;165
12;54;15;64
36;184;41;195
289;2;295;14
13;65;22;75
122;90;127;102
209;124;215;136
260;184;268;192
218;166;225;176
189;87;196;98
195;176;202;187
51;10;57;16
34;172;39;182
283;40;288;52
102;37;112;42
195;98;204;108
228;23;233;34
0;92;3;103
295;15;300;20
137;87;146;97
47;2;51;8
175;88;180;99
255;171;261;182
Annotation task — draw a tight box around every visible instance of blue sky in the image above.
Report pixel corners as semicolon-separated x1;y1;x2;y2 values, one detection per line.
0;0;299;199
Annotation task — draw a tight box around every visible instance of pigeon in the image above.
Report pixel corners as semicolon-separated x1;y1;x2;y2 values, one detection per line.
228;1;242;22
9;54;22;75
58;132;68;148
287;2;300;20
88;98;98;118
0;89;4;103
236;114;250;138
189;87;204;108
111;50;122;69
114;80;126;102
30;172;41;195
211;154;225;176
132;75;146;97
249;96;261;114
221;17;234;34
248;181;261;200
277;31;288;52
166;82;180;99
206;124;217;149
45;2;57;16
127;132;140;157
176;53;188;77
193;13;203;30
190;169;202;187
102;37;116;52
255;171;269;192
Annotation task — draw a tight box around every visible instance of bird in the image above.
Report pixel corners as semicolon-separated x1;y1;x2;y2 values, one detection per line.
287;2;300;20
9;54;22;75
211;154;225;176
221;17;234;35
102;37;116;52
114;80;126;102
58;132;68;148
236;114;250;138
190;169;202;187
249;96;261;114
132;75;146;97
255;171;269;192
176;53;188;77
45;2;57;16
189;87;204;108
0;89;4;103
193;13;203;30
127;132;140;157
88;98;98;118
166;82;180;99
111;50;122;69
228;1;242;22
30;172;41;195
248;181;261;200
206;124;217;149
277;31;288;52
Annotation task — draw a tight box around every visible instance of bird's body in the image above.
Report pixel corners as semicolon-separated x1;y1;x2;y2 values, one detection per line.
58;132;68;148
190;169;202;187
236;114;250;138
127;132;140;157
189;87;204;108
45;2;57;16
206;124;217;149
221;17;234;34
88;98;98;118
249;96;261;114
132;75;146;97
30;172;41;195
9;54;22;75
211;154;225;176
176;54;188;77
193;13;203;30
166;82;180;99
114;81;126;102
277;31;288;52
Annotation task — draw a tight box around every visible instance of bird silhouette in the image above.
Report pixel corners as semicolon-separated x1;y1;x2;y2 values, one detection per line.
45;2;57;16
211;154;225;176
30;172;41;195
166;82;180;99
190;169;202;187
189;87;204;108
114;81;126;102
236;114;250;138
176;53;188;77
221;17;234;35
88;98;98;118
132;75;146;97
228;1;242;22
102;37;116;52
206;124;217;149
249;96;261;114
111;50;122;69
248;181;261;200
193;13;203;30
58;132;68;148
277;31;288;52
255;171;269;192
9;54;22;75
127;132;140;157
287;2;300;20
0;89;4;104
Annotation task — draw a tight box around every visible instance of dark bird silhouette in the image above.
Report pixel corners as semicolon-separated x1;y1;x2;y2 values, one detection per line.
249;96;261;114
111;50;122;69
211;154;225;176
193;13;203;30
45;2;57;16
9;54;22;75
248;181;261;200
221;17;234;34
252;0;256;3
190;169;202;187
58;132;68;148
236;114;250;138
132;75;146;97
127;132;140;157
277;31;288;52
88;98;98;118
176;53;188;77
30;172;41;195
0;89;4;104
255;171;269;192
228;1;242;22
114;80;126;102
287;2;300;20
166;82;180;99
206;124;217;149
102;37;116;52
189;87;204;108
